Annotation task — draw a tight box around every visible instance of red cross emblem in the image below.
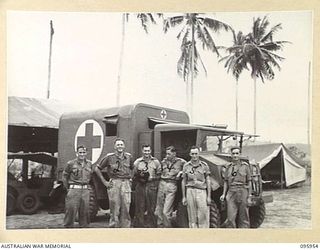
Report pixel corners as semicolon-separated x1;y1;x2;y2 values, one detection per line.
160;109;167;119
74;119;104;164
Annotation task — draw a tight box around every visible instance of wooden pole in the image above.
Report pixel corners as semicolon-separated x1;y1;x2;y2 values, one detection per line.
47;20;54;99
116;14;126;106
307;61;311;146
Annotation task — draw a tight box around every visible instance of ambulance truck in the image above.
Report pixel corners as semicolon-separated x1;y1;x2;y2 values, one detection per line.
57;103;271;228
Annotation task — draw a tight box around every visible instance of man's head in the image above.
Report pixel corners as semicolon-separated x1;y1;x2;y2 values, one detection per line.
76;145;87;161
141;144;152;159
114;138;125;154
230;146;241;161
165;146;177;161
189;146;200;162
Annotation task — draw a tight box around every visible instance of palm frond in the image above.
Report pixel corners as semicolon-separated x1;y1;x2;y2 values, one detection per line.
203;26;220;56
201;17;231;32
177;25;187;40
163;15;185;33
260;41;290;51
137;13;149;33
261;23;282;43
195;46;207;76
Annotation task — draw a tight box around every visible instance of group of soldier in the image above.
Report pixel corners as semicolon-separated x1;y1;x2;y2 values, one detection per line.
62;138;253;229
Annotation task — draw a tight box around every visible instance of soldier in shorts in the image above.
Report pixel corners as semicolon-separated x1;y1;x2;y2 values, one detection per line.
182;146;211;228
62;145;93;228
220;146;252;228
95;138;133;228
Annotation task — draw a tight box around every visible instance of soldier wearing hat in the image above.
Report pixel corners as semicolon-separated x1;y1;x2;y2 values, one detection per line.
220;146;252;228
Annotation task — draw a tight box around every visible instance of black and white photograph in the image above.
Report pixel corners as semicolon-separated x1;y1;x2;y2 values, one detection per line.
2;2;316;242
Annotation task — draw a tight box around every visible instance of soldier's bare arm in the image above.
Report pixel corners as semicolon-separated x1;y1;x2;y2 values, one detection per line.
206;174;211;205
94;157;112;189
181;165;187;206
62;162;71;190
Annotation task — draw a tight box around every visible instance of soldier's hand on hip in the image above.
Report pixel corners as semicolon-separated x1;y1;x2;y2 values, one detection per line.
182;197;187;206
220;194;225;201
247;196;253;206
206;196;211;206
104;180;113;189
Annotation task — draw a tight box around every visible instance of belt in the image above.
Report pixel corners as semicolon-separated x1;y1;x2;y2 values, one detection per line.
186;186;206;190
69;184;89;189
230;182;246;186
161;178;177;183
147;178;160;182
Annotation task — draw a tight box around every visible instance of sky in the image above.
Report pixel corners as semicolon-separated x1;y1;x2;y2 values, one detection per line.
6;11;313;144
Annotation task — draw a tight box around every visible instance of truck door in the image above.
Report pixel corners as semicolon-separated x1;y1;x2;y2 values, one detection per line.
159;130;197;161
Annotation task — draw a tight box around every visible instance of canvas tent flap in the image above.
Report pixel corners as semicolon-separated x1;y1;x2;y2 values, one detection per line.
283;148;306;187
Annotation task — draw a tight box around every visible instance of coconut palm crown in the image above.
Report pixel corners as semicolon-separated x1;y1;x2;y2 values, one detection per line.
163;13;232;120
220;16;289;135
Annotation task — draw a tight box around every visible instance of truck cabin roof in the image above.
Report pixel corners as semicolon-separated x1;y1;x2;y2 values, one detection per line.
154;123;245;136
61;103;189;121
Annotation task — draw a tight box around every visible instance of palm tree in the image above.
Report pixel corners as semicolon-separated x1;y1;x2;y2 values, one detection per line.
219;29;247;130
164;13;231;121
245;16;288;136
116;13;162;106
220;16;288;136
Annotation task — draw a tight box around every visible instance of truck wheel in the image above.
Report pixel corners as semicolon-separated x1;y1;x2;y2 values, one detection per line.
209;201;221;228
16;191;40;215
249;201;266;228
7;192;16;215
89;187;99;221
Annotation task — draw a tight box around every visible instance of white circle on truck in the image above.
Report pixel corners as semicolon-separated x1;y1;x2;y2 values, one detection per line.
74;119;104;164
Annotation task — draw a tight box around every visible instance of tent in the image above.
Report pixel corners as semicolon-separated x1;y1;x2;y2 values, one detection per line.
241;143;306;188
8;96;77;153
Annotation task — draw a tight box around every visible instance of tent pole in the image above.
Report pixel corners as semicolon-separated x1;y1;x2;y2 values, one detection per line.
280;148;284;189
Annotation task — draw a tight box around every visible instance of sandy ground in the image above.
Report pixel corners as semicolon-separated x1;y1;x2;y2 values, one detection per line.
6;184;311;229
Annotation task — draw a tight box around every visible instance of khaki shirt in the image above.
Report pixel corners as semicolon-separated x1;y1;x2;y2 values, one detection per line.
98;152;133;179
63;158;93;185
161;157;186;181
133;156;161;180
182;161;210;190
223;161;252;186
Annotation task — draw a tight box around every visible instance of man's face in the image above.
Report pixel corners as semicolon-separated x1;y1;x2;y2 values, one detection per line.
142;146;152;158
190;148;199;162
231;148;241;161
166;150;176;161
114;140;125;153
76;147;87;161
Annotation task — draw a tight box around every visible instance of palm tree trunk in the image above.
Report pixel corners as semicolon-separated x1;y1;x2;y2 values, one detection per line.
235;79;239;131
190;20;195;122
116;14;126;106
253;74;257;138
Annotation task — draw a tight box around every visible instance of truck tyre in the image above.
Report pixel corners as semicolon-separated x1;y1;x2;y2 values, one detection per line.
7;192;16;215
89;187;99;221
209;201;221;228
16;191;40;215
249;201;266;228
